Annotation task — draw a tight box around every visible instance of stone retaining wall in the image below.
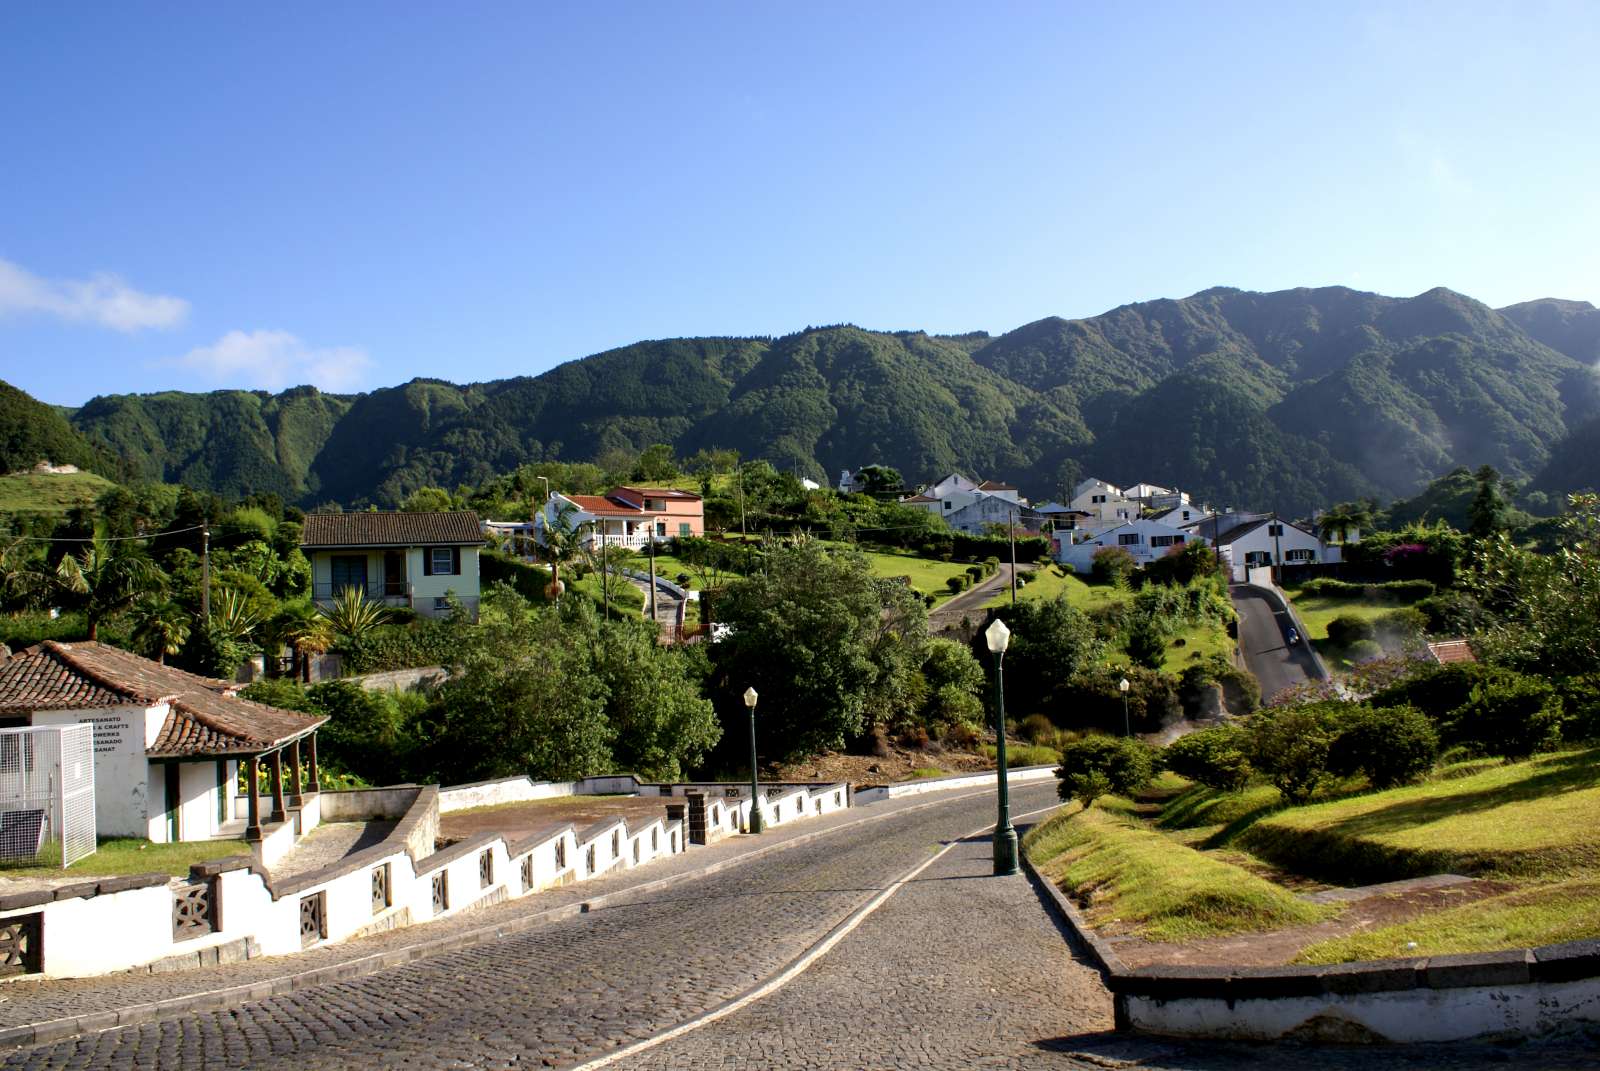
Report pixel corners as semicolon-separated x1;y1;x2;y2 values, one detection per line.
852;764;1058;804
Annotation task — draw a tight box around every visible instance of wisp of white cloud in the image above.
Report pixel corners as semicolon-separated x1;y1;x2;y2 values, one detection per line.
171;329;373;392
0;256;189;331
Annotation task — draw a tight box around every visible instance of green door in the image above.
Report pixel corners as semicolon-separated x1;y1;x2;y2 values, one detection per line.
164;763;181;842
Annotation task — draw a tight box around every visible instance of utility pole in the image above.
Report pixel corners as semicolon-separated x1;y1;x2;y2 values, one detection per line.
201;520;211;622
737;467;747;540
601;536;609;621
1009;505;1018;605
1271;510;1283;585
648;518;659;625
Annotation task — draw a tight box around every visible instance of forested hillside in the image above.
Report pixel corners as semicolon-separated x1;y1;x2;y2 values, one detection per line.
27;284;1599;514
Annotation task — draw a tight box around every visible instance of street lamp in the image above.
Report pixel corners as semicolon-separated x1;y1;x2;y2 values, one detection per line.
743;686;764;834
985;618;1018;876
1119;676;1131;738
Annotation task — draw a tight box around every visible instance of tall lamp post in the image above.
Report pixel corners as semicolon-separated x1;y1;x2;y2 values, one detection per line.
985;618;1018;876
1119;676;1131;738
743;687;764;834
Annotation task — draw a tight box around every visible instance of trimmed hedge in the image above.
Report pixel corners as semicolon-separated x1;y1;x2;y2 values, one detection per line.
1297;578;1436;601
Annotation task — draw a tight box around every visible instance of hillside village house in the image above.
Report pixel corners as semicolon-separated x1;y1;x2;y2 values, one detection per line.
1053;517;1200;571
1209;514;1331;581
900;473;1035;534
504;488;705;553
1068;478;1136;525
0;642;324;844
302;511;485;619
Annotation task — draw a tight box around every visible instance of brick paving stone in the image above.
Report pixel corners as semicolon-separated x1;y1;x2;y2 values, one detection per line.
0;783;1063;1070
0;784;996;1036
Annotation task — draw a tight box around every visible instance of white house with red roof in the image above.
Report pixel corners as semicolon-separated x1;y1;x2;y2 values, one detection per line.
513;488;705;552
0;642;324;846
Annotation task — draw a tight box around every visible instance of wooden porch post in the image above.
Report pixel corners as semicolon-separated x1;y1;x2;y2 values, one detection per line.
245;755;262;839
269;749;286;823
307;733;321;793
288;739;303;806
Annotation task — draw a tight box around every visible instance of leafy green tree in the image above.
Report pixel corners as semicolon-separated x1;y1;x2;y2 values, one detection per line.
1468;465;1509;538
1248;707;1335;803
986;597;1104;714
400;486;455;512
1163;725;1253;791
1091;545;1137;585
713;543;927;760
854;465;903;496
587;609;720;780
633;444;680;482
426;591;613;783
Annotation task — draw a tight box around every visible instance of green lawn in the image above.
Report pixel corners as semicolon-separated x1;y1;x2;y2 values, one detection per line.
1024;805;1331;941
1283;593;1394;642
860;550;973;601
0;470;119;515
987;568;1132;612
0;837;248;879
1235;747;1600;882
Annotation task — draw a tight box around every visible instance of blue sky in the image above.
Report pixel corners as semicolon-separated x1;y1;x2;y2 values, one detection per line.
2;2;1597;406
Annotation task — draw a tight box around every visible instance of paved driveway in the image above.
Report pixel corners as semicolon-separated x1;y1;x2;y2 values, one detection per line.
1230;585;1320;702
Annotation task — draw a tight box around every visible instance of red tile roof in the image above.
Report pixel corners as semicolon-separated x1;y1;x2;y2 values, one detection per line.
564;494;645;517
0;642;323;758
300;511;485;548
1427;640;1477;665
611;486;702;502
977;480;1016;491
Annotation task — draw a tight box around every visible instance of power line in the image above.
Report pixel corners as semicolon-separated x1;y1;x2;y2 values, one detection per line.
4;524;208;545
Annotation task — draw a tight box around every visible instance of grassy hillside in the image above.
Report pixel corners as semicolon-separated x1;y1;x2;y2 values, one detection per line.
0;469;120;515
0;378;123;480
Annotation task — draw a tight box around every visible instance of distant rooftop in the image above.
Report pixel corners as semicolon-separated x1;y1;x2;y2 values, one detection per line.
301;511;485;548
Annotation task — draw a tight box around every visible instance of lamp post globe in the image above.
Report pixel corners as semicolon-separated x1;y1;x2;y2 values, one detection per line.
984;618;1018;876
1119;676;1131;738
743;687;763;834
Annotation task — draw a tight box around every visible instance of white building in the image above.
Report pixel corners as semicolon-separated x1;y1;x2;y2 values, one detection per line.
1211;516;1329;581
1053;517;1201;572
1151;503;1210;528
1068;478;1136;524
0;642;324;845
900;473;1028;533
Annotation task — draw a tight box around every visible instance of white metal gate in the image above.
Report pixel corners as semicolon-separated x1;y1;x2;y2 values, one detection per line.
0;724;97;868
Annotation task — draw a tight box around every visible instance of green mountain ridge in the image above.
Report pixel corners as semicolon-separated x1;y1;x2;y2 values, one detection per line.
10;284;1595;516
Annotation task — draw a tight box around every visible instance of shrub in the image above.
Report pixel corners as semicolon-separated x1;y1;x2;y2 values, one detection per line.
1163;725;1253;791
1447;675;1566;758
1326;615;1376;647
1370;663;1491;721
1557;675;1600;743
1297;578;1436;601
1020;713;1057;746
965;565;984;584
1052;667;1182;735
1416;590;1492;635
1180;656;1261;716
1325;705;1438;788
1372;607;1428;649
1091;545;1137;585
1054;735;1155;806
1346;639;1384;663
942;721;980;750
946;576;965;595
1248;707;1336;803
1126;616;1167;670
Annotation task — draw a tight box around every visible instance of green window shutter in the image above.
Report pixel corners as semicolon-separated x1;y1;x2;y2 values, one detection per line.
423;549;434;576
451;547;461;575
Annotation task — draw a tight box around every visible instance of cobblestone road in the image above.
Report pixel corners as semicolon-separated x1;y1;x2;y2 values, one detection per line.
5;784;1597;1070
0;785;1067;1070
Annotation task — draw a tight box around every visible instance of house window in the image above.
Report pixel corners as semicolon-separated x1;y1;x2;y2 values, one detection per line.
1267;524;1284;537
1091;495;1106;504
330;555;368;596
1118;533;1140;546
433;597;450;612
1151;536;1174;548
425;547;460;576
678;522;691;537
943;501;952;510
1286;549;1314;562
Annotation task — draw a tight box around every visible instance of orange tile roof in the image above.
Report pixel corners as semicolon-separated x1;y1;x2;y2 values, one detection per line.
565;494;646;517
0;642;323;758
301;511;484;548
1427;640;1477;664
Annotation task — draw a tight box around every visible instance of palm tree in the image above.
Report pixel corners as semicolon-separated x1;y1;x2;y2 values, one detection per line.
211;588;262;644
54;543;165;641
0;540;44;613
128;598;191;663
285;612;336;682
535;497;592;600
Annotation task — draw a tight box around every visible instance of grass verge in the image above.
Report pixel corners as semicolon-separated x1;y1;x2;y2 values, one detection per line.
1023;805;1332;942
1234;747;1600;884
0;837;248;879
1294;878;1600;963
